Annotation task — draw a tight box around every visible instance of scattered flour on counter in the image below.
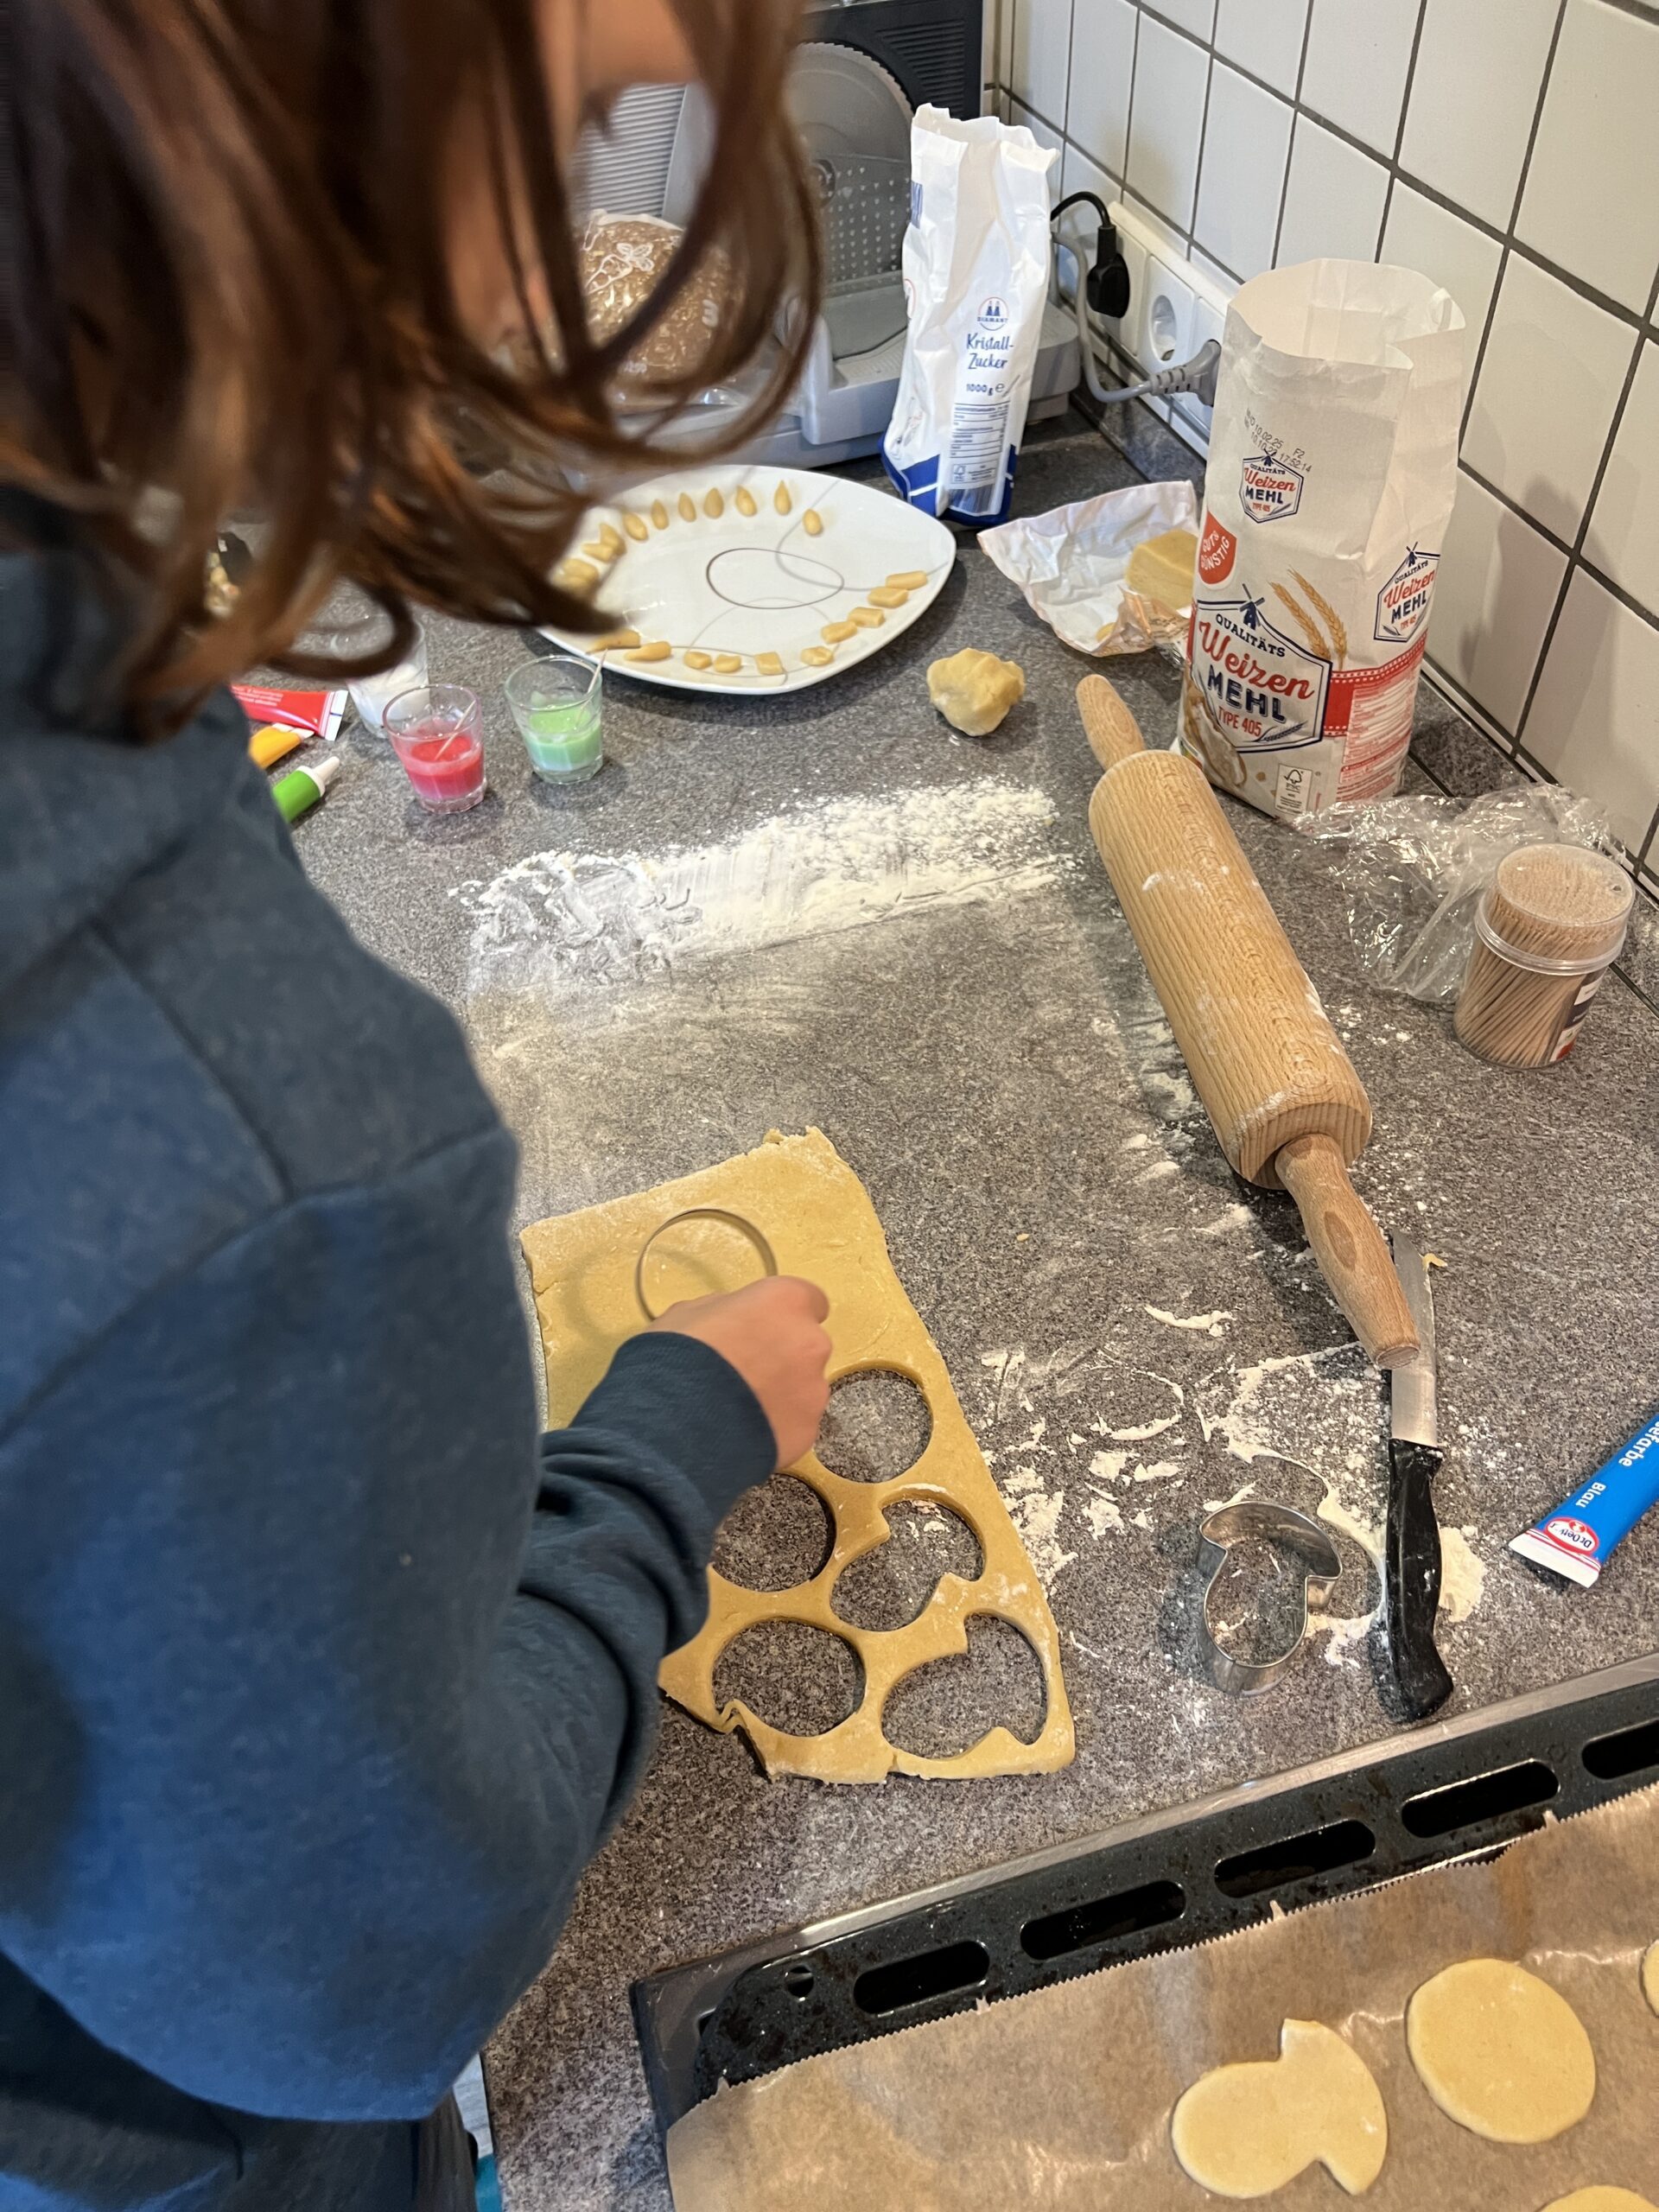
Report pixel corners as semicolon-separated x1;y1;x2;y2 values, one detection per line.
1090;1449;1132;1484
1132;1509;1154;1530
1084;1493;1125;1538
1146;1305;1233;1337
1318;1489;1383;1564
1133;1459;1183;1483
457;780;1068;1006
1202;1481;1257;1513
1439;1527;1487;1624
1000;1464;1075;1585
1195;1204;1254;1237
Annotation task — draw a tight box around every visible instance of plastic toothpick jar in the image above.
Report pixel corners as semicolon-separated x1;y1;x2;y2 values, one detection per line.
1452;843;1634;1069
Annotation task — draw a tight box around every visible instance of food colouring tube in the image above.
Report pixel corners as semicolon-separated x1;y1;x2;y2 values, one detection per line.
1510;1407;1659;1586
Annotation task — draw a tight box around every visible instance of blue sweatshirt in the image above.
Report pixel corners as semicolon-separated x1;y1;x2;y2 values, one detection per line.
0;516;776;2209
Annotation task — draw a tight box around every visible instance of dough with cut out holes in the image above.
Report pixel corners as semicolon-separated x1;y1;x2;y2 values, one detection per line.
520;1131;1073;1784
1405;1959;1594;2142
1172;2020;1387;2199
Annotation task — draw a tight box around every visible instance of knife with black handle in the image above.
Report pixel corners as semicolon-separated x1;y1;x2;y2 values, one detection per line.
1385;1241;1454;1720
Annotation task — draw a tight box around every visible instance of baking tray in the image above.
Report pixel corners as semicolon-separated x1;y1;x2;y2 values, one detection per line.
632;1651;1659;2138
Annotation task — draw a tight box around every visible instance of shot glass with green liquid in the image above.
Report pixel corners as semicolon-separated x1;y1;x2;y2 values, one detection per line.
505;654;605;785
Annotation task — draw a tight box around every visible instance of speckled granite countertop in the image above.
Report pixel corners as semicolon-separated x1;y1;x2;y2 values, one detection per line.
296;413;1659;2212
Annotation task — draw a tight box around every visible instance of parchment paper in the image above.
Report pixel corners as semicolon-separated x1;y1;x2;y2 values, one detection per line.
979;481;1198;656
666;1784;1659;2208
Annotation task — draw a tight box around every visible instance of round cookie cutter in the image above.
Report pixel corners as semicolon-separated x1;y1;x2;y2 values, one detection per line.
635;1207;779;1321
1197;1499;1343;1694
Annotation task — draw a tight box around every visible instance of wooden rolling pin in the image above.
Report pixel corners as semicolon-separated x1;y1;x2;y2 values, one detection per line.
1080;676;1418;1369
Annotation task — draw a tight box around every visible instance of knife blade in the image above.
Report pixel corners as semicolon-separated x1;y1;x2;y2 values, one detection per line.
1384;1240;1454;1720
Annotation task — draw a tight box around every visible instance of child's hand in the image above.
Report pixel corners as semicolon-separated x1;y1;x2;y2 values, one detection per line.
648;1277;831;1470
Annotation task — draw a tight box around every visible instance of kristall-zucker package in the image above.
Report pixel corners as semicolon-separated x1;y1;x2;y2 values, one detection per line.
1183;260;1465;821
883;107;1055;529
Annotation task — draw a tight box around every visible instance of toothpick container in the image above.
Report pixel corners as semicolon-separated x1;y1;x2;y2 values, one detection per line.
1452;844;1634;1070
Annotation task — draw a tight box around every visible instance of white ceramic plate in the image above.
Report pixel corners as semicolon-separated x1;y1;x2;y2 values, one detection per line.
539;465;957;696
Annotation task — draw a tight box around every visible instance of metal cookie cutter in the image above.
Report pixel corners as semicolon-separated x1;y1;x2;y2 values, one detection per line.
1197;1500;1343;1695
635;1208;779;1321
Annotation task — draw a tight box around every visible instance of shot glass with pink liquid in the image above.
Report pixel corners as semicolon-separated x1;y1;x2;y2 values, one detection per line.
385;685;486;815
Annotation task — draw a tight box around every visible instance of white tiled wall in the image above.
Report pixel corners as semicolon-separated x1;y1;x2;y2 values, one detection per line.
988;0;1659;890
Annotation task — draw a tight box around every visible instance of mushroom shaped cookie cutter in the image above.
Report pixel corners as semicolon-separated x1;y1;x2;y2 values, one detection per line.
634;1207;779;1320
1197;1499;1343;1694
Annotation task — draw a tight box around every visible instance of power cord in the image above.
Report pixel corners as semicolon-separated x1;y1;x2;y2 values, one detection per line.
1049;195;1222;413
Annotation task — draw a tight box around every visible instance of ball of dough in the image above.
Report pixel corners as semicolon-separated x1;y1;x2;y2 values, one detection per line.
1405;1958;1595;2143
927;647;1026;737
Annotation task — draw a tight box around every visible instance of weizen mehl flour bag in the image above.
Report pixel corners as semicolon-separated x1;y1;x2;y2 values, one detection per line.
1183;261;1465;821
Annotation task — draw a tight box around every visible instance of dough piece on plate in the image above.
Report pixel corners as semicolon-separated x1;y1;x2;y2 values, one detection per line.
754;651;785;677
868;585;910;609
520;1130;1074;1784
555;558;599;591
683;651;713;671
822;621;858;645
627;640;673;663
581;539;612;563
1643;1939;1658;2012
1171;2019;1387;2198
677;491;698;522
704;487;725;518
651;499;671;530
1405;1959;1594;2142
734;486;758;517
850;606;885;629
773;480;792;514
597;522;626;558
714;653;744;675
927;647;1026;736
623;512;650;542
1540;2194;1658;2211
803;509;823;536
887;569;929;590
801;645;834;667
590;628;640;652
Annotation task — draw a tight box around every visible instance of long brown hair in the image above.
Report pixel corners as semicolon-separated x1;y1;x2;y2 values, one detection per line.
3;0;820;723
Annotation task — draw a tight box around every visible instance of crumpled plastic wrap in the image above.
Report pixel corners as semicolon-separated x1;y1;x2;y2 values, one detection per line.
578;211;733;391
980;480;1198;656
1298;783;1614;1001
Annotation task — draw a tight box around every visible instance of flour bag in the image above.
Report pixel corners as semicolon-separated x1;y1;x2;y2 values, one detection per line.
1184;261;1465;821
883;107;1056;528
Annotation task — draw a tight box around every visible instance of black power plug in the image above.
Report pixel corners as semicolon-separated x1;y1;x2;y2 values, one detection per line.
1052;190;1131;321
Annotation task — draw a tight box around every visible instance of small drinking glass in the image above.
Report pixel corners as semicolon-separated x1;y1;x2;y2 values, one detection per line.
348;632;429;734
385;684;486;815
504;655;605;785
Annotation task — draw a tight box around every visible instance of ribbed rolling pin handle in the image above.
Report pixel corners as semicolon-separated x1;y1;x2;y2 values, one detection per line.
1077;675;1150;771
1275;1135;1421;1370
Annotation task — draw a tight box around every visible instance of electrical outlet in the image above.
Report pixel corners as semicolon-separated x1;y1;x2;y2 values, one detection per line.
1103;200;1232;380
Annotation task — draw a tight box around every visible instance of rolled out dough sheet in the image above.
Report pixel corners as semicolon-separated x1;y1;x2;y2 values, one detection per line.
520;1129;1074;1783
1404;1958;1595;2143
1170;2018;1385;2197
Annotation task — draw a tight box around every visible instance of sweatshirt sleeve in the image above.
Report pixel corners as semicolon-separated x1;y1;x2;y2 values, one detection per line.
0;1127;776;2122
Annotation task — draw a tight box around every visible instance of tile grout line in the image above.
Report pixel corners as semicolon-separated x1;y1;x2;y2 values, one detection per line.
1268;0;1318;268
1120;0;1656;341
1510;317;1650;761
1185;41;1218;253
1453;459;1659;639
1377;0;1432;256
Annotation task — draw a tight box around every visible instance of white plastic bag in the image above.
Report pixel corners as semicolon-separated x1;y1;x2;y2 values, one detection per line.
980;480;1198;654
1183;260;1465;820
883;107;1056;529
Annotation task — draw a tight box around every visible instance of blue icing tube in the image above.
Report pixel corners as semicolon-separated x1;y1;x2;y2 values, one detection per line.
1510;1408;1659;1586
